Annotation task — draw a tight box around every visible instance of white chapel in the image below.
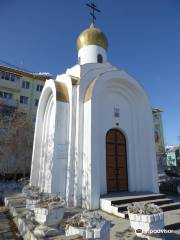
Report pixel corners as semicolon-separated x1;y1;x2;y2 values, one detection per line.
30;23;159;210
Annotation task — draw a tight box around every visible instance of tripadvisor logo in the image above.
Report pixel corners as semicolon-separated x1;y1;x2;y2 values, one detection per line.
135;229;173;235
149;229;173;234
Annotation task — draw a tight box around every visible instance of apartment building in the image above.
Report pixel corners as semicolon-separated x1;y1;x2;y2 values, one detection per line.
0;65;52;127
152;108;166;173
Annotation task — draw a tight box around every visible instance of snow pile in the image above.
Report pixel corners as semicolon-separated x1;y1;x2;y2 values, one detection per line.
165;145;179;149
34;72;54;78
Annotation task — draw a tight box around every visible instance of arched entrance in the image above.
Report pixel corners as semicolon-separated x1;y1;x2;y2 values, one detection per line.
106;129;128;192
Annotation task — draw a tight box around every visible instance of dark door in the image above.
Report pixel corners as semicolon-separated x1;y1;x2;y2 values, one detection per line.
106;129;128;192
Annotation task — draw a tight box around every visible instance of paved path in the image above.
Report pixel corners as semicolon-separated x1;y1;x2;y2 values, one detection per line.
1;193;180;240
0;206;22;240
100;210;180;240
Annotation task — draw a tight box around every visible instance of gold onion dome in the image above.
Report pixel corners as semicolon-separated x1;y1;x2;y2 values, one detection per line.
76;24;108;50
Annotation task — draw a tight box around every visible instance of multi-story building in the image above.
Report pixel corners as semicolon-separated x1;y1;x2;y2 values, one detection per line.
0;65;53;174
166;147;177;166
0;65;52;128
166;146;180;167
175;147;180;168
152;108;166;173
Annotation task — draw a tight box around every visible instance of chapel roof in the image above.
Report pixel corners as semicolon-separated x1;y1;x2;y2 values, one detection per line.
76;24;108;50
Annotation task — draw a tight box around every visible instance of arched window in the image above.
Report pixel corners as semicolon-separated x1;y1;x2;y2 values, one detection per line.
97;54;103;63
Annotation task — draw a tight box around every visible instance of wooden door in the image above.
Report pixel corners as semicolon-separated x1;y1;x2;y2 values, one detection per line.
106;129;128;192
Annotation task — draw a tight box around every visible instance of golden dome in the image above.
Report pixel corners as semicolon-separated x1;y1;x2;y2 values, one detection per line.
76;24;108;50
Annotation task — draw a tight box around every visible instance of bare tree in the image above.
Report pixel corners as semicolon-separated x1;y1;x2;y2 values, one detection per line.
0;108;34;178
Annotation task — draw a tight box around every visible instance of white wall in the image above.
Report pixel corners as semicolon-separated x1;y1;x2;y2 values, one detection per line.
30;78;72;201
31;63;159;211
30;80;56;188
78;45;107;65
50;101;70;197
82;70;159;209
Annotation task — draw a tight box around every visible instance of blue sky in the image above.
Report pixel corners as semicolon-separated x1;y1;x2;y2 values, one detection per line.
0;0;180;145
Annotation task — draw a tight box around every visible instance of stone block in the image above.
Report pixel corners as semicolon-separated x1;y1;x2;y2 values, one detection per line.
34;206;64;226
66;220;110;240
128;212;164;234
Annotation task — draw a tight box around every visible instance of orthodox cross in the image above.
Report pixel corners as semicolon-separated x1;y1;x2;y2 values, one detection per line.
86;2;101;25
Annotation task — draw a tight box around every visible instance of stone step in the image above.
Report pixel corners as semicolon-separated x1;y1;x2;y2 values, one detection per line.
165;222;180;230
110;193;166;205
115;198;174;212
117;211;128;219
160;202;180;212
116;202;180;219
100;193;167;218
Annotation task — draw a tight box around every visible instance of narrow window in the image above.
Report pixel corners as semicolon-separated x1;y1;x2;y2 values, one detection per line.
97;54;103;63
36;84;43;92
114;108;120;118
6;93;13;100
20;96;28;104
78;57;81;65
11;74;15;82
0;91;13;99
5;72;10;80
22;81;30;89
35;99;39;106
1;71;5;79
22;81;25;88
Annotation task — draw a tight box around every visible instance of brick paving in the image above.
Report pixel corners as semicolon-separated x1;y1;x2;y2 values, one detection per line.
0;206;22;240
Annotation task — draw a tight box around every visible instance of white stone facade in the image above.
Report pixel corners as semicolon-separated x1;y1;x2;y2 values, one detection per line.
30;26;159;210
78;45;107;65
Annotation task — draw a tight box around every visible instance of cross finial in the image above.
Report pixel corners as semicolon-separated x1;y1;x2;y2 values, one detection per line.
86;2;101;26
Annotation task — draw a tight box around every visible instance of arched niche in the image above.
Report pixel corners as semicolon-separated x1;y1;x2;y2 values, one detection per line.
30;80;70;195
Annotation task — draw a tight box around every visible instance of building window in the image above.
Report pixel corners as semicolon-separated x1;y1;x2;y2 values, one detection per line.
11;74;15;82
5;72;10;80
97;54;103;63
154;114;159;120
1;71;5;79
36;84;43;92
20;96;28;104
0;91;13;100
35;99;39;106
0;70;21;82
114;107;120;118
78;57;81;64
22;81;30;89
